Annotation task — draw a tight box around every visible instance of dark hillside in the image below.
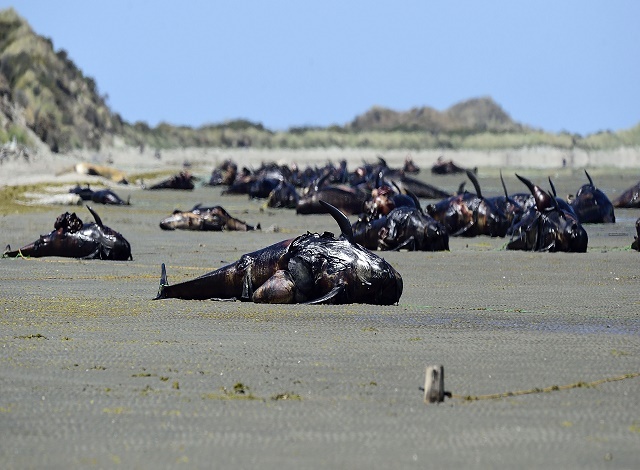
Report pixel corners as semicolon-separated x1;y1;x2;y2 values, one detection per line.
348;97;525;134
0;8;122;152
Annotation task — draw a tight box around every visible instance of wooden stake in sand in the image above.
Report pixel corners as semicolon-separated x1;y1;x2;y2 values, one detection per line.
423;365;445;404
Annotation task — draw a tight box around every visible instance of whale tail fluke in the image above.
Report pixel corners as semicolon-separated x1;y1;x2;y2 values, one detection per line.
154;263;169;299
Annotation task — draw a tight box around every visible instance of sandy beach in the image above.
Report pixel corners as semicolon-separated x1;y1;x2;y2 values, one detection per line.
2;144;640;188
1;147;639;468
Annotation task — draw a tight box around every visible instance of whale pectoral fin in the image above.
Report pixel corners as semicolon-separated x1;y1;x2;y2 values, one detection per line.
304;284;346;305
452;222;475;237
393;236;416;251
252;270;296;304
80;247;101;260
154;263;169;300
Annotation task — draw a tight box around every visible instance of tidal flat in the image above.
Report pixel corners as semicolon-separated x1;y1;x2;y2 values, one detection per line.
1;164;639;469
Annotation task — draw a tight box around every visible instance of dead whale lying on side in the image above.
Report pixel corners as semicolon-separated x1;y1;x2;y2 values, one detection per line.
159;204;258;231
154;201;403;304
3;207;132;260
69;185;131;205
145;171;195;190
613;180;640;208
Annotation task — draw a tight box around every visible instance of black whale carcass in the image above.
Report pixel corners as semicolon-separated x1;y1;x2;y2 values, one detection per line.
485;172;526;231
266;180;300;209
506;175;588;253
632;218;640;251
154;201;403;305
377;206;449;251
613;180;640;208
296;183;368;215
353;189;449;251
208;159;238;186
159;204;258;231
69;185;130;205
431;156;477;176
3;207;132;260
146;171;195;190
569;170;615;224
426;170;510;237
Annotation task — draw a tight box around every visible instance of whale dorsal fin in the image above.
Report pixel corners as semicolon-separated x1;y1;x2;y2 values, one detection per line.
466;169;482;198
313;172;331;192
548;177;557;197
584;169;594;187
516;174;553;211
87;206;103;227
405;189;421;211
500;170;508;198
319;200;354;243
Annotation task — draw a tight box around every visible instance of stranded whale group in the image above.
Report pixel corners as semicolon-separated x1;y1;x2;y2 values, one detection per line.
3;157;640;305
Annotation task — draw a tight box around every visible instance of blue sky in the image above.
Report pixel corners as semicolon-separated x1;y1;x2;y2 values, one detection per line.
3;1;639;135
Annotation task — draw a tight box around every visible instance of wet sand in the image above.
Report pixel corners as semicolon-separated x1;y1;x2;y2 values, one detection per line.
1;151;639;468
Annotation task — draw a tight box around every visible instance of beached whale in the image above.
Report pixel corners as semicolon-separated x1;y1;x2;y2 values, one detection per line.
569;170;615;224
296;174;368;215
146;171;195;190
160;204;257;231
69;185;130;205
353;186;449;251
3;207;132;260
426;170;510;237
613;180;640;208
506;175;588;253
154;201;403;304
